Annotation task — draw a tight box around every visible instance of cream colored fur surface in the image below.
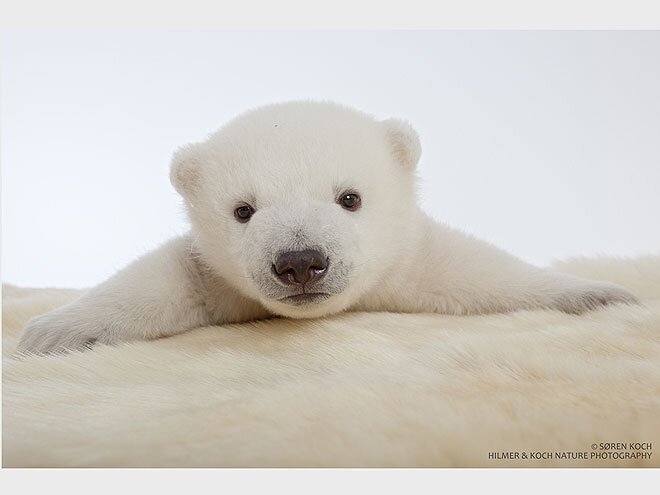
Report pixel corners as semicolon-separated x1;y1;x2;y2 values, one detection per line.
3;256;660;468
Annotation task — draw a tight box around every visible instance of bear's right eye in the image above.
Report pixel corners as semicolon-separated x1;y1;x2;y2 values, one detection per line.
234;204;255;223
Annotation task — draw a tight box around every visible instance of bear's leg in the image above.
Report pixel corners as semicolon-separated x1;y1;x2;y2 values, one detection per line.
363;215;639;316
16;236;212;355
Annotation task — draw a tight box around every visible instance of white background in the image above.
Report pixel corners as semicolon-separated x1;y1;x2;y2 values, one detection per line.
2;31;659;288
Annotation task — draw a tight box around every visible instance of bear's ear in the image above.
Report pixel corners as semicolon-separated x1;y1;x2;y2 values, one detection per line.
381;118;422;170
170;145;202;197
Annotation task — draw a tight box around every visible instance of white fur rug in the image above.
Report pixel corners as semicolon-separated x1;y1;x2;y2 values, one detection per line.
3;256;660;468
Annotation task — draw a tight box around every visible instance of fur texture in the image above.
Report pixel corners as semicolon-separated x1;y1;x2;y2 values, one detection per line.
3;256;660;467
16;102;638;354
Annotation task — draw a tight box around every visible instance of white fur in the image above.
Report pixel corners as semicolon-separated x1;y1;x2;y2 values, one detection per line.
17;101;638;354
3;256;660;467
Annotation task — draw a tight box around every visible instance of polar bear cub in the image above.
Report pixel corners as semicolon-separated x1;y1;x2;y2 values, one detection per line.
18;101;637;354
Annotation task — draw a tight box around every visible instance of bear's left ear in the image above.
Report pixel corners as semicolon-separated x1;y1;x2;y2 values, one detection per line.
381;118;422;170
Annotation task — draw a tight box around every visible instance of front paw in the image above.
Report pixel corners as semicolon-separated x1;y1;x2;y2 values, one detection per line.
553;281;639;314
16;313;102;356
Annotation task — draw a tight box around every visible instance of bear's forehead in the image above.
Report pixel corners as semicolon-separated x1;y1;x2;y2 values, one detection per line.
193;102;399;201
215;140;381;202
205;120;389;177
197;131;393;206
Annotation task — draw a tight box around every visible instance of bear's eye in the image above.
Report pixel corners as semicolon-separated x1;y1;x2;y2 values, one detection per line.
234;204;255;223
338;192;361;211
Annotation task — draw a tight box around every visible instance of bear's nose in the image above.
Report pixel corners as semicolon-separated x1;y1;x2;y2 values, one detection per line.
273;250;328;286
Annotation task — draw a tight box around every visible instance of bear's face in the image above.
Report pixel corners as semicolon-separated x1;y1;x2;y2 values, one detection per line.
171;102;421;318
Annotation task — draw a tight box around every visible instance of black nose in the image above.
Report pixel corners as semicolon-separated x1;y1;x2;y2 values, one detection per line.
273;250;328;286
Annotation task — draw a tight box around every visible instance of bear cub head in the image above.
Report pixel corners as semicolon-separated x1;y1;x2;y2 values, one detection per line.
170;101;422;318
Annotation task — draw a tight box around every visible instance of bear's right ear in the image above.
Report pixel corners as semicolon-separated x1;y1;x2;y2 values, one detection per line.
381;118;422;170
169;145;201;197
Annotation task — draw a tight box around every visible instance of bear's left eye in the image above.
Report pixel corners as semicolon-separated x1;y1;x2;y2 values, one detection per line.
234;204;255;223
338;192;361;211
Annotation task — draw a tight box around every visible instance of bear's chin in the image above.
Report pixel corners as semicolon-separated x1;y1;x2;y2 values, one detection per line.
259;294;347;320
